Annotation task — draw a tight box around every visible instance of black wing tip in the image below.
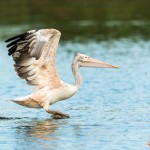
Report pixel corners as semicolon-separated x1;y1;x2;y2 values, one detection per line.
5;29;37;56
5;30;38;43
5;32;28;43
5;38;11;42
5;32;28;56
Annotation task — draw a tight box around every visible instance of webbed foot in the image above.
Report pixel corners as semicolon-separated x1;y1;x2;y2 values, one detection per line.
51;113;70;119
45;109;70;119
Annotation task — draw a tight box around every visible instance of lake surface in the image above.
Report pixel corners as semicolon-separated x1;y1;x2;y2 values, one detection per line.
0;1;150;150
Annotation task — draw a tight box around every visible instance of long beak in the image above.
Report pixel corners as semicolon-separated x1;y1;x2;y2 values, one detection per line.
82;57;119;68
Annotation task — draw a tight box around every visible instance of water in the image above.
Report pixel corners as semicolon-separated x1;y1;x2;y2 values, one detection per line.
0;1;150;150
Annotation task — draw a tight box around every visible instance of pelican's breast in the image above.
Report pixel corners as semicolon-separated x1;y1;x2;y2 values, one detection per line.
49;85;78;104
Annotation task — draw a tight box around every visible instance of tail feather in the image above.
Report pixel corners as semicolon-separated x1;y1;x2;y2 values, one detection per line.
12;95;42;108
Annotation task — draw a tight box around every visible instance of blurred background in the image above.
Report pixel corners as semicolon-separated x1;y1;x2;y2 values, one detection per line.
0;0;150;41
0;1;150;150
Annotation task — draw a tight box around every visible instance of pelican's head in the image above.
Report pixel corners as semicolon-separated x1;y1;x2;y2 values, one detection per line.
74;53;119;68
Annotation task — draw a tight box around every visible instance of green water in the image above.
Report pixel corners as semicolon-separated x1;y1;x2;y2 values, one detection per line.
0;0;150;40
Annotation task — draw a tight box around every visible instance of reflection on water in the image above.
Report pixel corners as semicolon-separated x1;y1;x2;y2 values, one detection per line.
16;119;58;141
0;0;150;150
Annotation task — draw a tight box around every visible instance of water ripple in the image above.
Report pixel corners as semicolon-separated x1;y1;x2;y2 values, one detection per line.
0;39;150;149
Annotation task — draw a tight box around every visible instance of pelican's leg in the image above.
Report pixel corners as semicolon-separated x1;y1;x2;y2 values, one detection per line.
45;109;70;119
44;102;70;119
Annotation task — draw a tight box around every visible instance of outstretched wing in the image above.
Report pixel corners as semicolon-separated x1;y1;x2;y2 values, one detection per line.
5;29;62;89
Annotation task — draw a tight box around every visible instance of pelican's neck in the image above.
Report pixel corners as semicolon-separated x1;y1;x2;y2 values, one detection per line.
72;59;82;89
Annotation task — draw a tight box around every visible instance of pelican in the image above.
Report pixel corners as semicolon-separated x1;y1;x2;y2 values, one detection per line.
5;29;118;119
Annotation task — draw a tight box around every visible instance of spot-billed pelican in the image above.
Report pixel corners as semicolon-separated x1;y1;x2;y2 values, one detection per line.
5;29;118;119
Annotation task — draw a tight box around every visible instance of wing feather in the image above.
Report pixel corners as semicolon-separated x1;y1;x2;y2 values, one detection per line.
5;29;62;89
